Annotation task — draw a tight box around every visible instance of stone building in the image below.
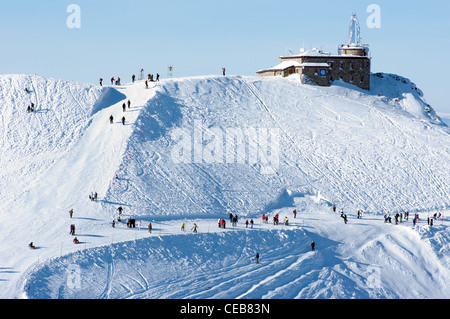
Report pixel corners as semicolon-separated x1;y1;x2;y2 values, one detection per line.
256;15;371;90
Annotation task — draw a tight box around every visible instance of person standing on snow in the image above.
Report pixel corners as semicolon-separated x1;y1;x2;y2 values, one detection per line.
99;78;103;86
122;116;126;125
192;223;198;233
256;252;260;263
148;223;152;233
110;115;114;124
69;209;73;218
311;241;315;251
181;222;185;232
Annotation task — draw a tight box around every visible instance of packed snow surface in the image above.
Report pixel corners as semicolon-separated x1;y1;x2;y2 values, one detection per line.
0;73;448;299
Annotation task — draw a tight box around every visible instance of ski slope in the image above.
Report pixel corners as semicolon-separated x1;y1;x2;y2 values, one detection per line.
0;73;448;299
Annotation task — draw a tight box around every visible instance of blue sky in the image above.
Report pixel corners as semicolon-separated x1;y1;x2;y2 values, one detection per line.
1;0;449;113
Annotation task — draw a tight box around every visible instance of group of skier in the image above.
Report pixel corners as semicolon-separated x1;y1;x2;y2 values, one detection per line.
109;99;132;125
332;204;444;229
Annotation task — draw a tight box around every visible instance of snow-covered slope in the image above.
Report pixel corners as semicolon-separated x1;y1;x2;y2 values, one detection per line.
0;73;448;299
107;74;449;218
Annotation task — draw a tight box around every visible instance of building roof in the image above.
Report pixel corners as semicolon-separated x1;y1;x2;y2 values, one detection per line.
280;48;368;60
256;60;301;73
280;49;333;59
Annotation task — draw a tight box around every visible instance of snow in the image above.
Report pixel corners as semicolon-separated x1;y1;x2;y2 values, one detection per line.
0;72;448;299
257;61;302;73
280;48;333;58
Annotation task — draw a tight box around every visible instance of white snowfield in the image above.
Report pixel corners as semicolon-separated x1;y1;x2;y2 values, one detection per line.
0;73;448;299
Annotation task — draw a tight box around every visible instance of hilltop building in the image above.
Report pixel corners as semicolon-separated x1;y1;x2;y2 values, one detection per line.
256;14;371;90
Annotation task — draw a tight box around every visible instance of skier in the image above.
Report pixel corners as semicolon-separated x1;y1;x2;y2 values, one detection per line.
70;224;75;235
122;103;126;112
192;223;198;233
122;116;125;125
127;100;131;108
145;80;148;89
73;237;79;244
111;77;115;85
69;209;73;218
332;205;336;213
99;78;103;86
112;219;115;228
222;67;226;76
256;252;259;264
117;206;123;215
340;212;347;224
156;73;160;81
245;220;249;228
250;219;254;229
181;222;185;232
28;242;36;249
273;214;279;225
117;77;121;85
110;115;114;124
284;217;289;225
293;209;297;218
132;74;136;83
311;241;315;251
148;223;152;233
